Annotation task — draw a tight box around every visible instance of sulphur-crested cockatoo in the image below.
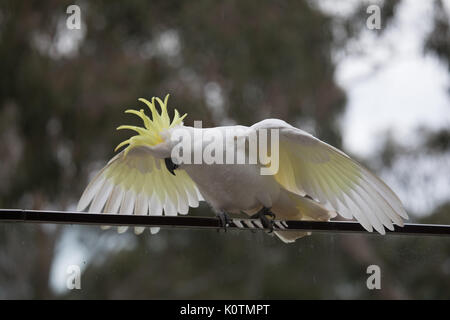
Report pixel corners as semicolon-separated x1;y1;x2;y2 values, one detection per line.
77;95;408;243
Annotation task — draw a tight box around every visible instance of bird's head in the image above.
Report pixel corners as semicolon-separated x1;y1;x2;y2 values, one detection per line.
114;94;187;158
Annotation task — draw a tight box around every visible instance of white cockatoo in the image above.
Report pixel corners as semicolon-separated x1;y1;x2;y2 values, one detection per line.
77;95;408;243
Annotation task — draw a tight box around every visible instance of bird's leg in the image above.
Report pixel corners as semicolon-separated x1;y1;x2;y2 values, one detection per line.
250;207;276;233
217;211;232;232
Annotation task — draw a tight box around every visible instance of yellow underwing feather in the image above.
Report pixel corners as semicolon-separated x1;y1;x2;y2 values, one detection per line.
77;94;204;235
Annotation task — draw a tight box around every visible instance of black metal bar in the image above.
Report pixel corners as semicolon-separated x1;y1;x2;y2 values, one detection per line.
0;209;449;236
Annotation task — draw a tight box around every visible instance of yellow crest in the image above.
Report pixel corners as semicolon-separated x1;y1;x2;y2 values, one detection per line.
115;94;187;156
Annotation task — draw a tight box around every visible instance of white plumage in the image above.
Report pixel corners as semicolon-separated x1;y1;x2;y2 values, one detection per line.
77;96;408;243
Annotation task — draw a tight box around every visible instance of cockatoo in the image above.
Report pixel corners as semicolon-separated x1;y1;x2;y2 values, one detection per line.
77;95;408;243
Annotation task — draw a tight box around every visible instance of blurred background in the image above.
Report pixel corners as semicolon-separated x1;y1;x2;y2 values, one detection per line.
0;0;449;299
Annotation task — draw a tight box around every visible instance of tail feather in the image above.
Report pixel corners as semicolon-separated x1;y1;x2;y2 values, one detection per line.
274;230;310;243
272;192;336;243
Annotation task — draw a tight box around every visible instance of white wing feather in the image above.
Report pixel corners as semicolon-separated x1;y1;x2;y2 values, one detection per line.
77;146;203;234
252;119;408;234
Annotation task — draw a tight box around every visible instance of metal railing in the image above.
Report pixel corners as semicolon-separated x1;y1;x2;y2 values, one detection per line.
1;209;450;236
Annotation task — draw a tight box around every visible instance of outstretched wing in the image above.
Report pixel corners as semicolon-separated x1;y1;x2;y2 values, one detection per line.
77;146;203;234
252;119;408;234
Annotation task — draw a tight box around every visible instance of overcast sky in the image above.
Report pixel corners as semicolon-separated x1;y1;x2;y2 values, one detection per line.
335;0;450;156
331;0;450;217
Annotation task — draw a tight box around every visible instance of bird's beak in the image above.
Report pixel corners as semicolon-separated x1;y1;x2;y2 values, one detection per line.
164;157;178;176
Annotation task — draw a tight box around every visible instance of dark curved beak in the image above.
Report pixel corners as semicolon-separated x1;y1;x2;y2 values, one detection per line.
164;157;178;176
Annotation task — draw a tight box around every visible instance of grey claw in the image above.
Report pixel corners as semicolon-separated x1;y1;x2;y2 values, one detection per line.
217;212;232;232
250;207;276;232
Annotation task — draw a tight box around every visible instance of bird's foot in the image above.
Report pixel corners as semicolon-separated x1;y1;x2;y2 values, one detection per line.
217;211;232;232
251;207;276;233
